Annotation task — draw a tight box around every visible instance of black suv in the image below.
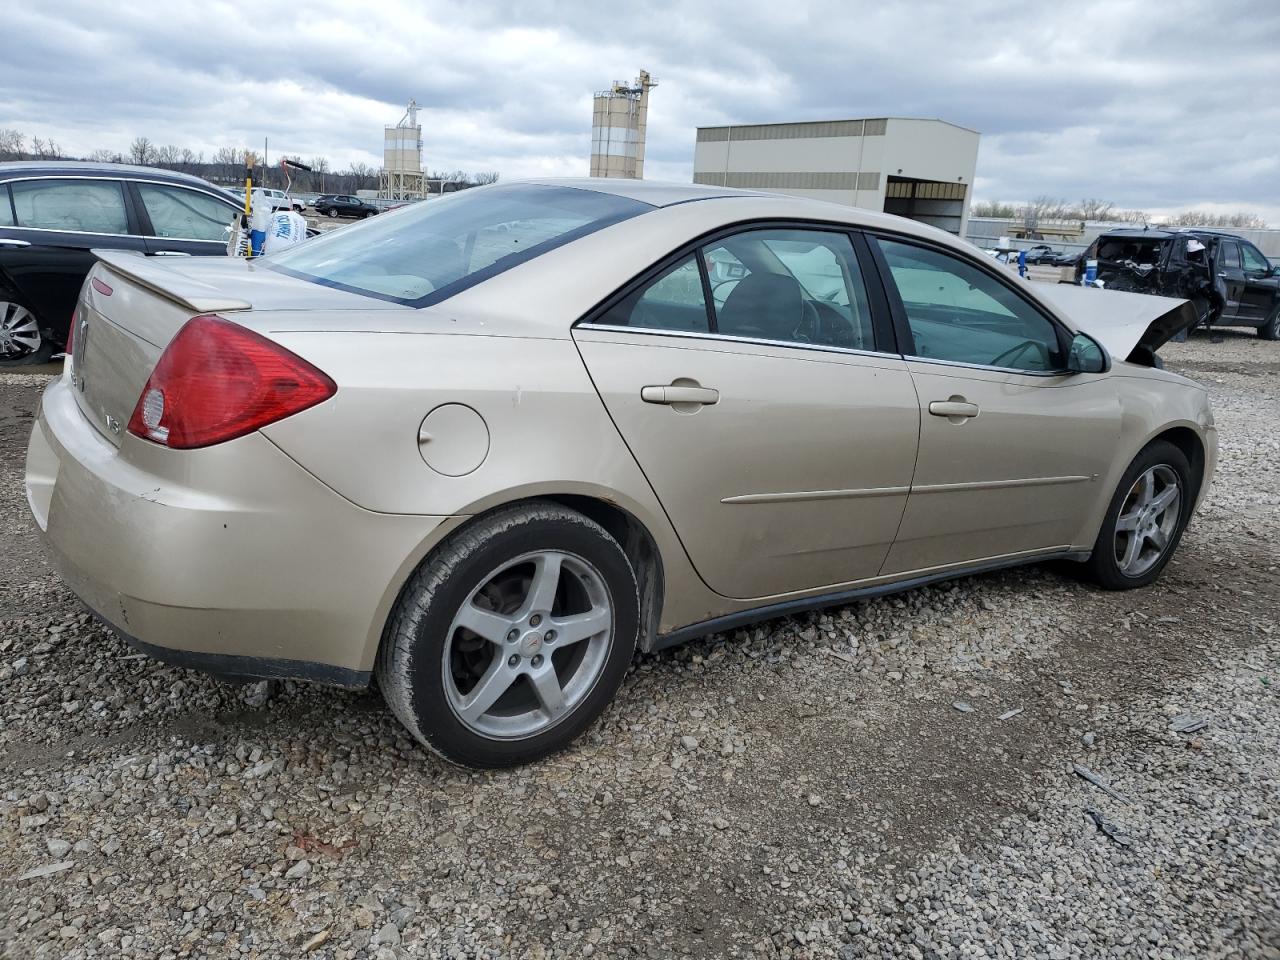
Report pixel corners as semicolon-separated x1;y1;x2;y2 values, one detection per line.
0;161;243;365
1077;228;1280;339
313;195;380;219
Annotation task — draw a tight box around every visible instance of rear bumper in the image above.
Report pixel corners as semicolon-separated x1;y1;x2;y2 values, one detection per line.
25;375;451;684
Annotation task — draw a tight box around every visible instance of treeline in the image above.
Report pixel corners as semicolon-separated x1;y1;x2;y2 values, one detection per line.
972;195;1268;229
0;129;499;196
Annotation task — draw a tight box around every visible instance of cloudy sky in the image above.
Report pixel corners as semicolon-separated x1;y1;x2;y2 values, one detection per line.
3;1;1278;221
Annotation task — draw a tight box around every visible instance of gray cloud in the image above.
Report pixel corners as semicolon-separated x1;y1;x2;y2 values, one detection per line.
2;0;1278;220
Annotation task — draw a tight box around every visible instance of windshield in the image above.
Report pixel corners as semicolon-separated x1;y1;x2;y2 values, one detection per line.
267;183;652;306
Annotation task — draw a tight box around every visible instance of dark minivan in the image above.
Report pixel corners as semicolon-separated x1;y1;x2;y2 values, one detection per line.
1077;228;1279;339
0;161;243;365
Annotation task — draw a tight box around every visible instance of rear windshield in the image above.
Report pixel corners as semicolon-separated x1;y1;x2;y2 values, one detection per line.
267;183;652;306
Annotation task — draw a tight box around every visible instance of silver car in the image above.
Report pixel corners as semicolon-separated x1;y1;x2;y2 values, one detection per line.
25;180;1216;767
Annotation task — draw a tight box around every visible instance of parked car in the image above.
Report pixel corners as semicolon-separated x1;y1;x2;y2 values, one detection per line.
314;194;380;219
0;161;244;365
27;180;1215;767
1052;250;1082;268
1077;228;1280;338
1022;244;1058;265
255;187;305;213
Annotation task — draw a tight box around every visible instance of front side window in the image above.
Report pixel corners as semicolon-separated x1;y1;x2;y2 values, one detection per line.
138;184;236;241
877;237;1064;372
269;183;650;305
703;229;875;350
1241;242;1270;275
11;179;129;234
1218;241;1241;269
595;255;709;333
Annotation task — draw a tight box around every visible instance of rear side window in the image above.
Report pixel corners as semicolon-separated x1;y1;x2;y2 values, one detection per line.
596;255;709;333
138;184;236;242
0;185;13;226
11;179;129;234
268;183;650;306
1219;241;1241;269
703;229;875;351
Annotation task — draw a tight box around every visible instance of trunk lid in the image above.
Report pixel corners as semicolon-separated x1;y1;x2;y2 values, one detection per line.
70;250;387;448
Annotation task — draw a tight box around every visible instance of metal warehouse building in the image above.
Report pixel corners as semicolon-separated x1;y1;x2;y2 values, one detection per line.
693;117;980;236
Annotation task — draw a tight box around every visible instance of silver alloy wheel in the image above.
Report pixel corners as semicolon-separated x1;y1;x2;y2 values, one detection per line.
442;550;614;740
0;301;41;359
1114;464;1181;578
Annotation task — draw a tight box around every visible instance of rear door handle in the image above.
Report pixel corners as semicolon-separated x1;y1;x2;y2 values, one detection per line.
928;399;980;419
641;384;720;405
0;238;31;248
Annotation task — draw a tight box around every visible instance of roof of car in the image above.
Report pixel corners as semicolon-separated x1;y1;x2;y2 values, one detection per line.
1097;226;1247;242
0;160;224;191
521;178;770;208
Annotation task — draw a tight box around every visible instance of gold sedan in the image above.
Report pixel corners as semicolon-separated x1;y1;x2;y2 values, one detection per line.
25;180;1215;766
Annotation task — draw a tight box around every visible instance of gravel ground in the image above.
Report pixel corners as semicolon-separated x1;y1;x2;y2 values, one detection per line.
0;331;1277;959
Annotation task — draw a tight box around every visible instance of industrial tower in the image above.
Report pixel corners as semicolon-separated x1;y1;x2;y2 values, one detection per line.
590;70;657;179
380;100;426;200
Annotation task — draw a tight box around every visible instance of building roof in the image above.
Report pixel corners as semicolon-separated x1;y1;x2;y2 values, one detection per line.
695;117;981;136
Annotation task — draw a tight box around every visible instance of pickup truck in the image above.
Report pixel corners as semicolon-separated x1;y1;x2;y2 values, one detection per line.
1077;228;1280;339
256;188;306;213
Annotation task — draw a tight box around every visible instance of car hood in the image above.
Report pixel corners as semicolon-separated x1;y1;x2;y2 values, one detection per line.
1031;283;1198;363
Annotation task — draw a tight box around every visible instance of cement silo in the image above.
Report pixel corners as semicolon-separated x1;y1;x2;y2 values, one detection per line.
380;100;425;200
590;71;657;179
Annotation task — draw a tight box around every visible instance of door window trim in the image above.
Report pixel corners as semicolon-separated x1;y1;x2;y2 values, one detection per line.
576;218;902;358
864;229;1075;377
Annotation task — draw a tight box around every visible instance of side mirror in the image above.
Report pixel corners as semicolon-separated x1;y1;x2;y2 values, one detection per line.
1067;332;1107;373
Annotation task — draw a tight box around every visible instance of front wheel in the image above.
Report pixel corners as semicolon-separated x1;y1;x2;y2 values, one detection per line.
363;211;375;219
1259;306;1280;341
0;299;55;367
376;502;639;768
326;208;339;219
1084;440;1192;589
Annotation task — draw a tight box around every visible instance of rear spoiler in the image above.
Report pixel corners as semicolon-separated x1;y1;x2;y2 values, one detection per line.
92;249;252;314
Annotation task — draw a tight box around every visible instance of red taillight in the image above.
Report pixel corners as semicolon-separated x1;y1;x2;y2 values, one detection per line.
65;309;77;356
91;278;113;297
127;315;336;449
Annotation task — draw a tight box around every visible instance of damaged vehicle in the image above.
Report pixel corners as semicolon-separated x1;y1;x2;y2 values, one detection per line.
1077;228;1280;339
26;180;1216;767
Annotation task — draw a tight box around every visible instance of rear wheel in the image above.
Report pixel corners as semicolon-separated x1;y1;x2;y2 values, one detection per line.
377;502;639;768
1084;441;1191;589
0;299;54;367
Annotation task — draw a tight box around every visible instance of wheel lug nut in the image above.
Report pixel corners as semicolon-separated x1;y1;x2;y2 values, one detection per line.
506;629;519;643
508;655;520;668
531;654;544;668
545;630;556;642
530;614;542;627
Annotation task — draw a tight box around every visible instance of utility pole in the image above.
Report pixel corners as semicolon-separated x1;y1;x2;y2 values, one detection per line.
263;137;269;189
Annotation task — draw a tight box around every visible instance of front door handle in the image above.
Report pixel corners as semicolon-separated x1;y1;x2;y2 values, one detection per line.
0;238;31;248
641;384;720;406
928;399;980;419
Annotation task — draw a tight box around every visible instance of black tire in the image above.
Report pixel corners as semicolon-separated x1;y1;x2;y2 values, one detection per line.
0;298;56;367
364;211;375;219
326;208;339;219
1083;440;1192;590
1259;306;1280;341
376;502;639;768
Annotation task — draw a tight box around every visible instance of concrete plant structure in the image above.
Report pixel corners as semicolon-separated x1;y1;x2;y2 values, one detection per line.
590;71;657;179
693;117;979;236
380;100;426;201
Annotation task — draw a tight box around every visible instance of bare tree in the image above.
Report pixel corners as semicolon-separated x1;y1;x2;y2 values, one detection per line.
128;137;155;165
1077;198;1116;221
471;171;500;185
87;148;123;163
0;128;23;160
1166;210;1268;229
153;144;181;168
970;199;1018;219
